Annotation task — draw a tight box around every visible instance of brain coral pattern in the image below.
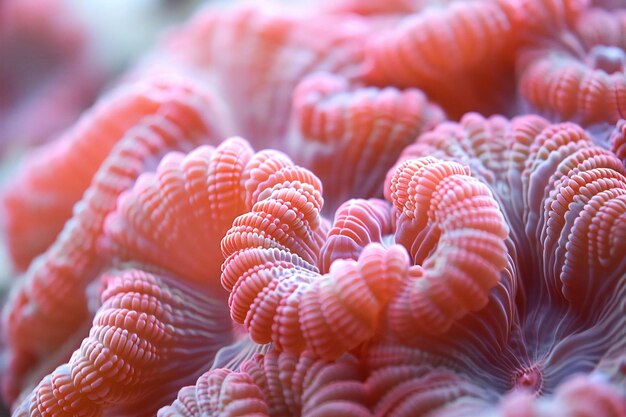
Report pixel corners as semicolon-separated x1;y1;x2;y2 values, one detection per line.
1;0;625;416
155;117;626;416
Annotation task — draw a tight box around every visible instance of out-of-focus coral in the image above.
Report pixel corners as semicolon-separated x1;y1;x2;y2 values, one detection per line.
362;0;518;117
1;75;226;404
517;6;626;125
159;350;369;417
140;3;370;146
0;0;206;158
1;0;626;416
495;375;626;417
0;0;102;155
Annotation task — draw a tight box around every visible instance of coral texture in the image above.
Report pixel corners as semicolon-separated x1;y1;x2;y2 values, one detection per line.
2;75;226;404
1;0;625;416
516;7;626;125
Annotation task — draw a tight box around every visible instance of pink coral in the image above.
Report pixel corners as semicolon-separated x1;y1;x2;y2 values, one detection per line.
1;1;625;416
2;75;225;403
289;72;445;211
3;76;223;270
159;350;369;417
362;0;518;116
159;116;625;417
12;268;231;417
610;119;626;164
516;7;626;125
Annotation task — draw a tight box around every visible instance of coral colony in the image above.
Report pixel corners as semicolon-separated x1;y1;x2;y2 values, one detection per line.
1;0;625;416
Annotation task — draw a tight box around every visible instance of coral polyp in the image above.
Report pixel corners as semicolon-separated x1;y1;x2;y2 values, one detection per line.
0;0;624;416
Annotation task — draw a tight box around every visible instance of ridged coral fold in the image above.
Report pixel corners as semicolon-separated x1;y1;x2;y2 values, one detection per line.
2;1;626;417
159;351;369;417
386;157;509;336
2;75;225;403
12;268;232;417
220;149;411;358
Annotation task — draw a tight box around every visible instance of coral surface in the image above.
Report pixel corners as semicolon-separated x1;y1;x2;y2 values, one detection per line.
0;0;624;416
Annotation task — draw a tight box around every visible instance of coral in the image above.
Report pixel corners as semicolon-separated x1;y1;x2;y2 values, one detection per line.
3;76;222;270
361;0;519;117
289;72;445;212
495;375;626;417
194;114;624;417
1;1;626;416
1;75;225;403
159;350;369;417
367;115;626;415
610;119;626;164
12;268;232;417
517;7;626;125
163;117;625;417
385;157;509;335
363;0;515;85
103;138;254;284
319;198;394;273
149;3;369;147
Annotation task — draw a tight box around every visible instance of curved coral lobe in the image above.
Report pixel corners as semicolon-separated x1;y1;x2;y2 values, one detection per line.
517;7;626;125
1;75;224;404
368;114;626;416
220;150;410;358
219;145;411;359
364;0;514;83
521;123;626;313
159;350;369;417
221;151;510;358
153;3;369;147
12;268;232;417
289;72;445;212
2;75;221;270
222;153;394;356
363;342;493;417
104;137;254;285
362;0;518;116
386;157;509;336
